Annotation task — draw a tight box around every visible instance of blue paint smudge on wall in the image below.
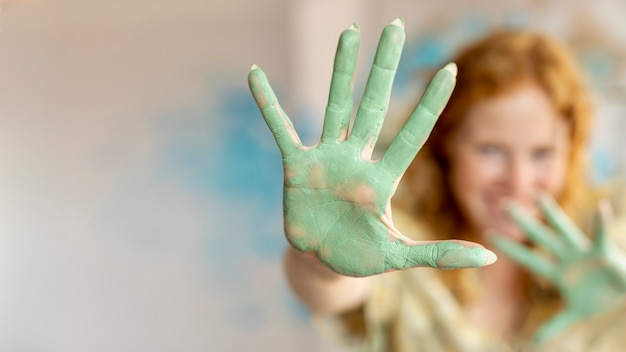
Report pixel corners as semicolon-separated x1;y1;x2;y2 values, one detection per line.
155;83;287;278
395;33;450;91
157;87;283;205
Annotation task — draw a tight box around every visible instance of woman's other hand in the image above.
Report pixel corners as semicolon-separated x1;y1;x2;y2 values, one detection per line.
493;195;626;343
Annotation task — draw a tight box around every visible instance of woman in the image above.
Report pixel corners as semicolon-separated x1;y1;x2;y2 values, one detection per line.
248;18;626;351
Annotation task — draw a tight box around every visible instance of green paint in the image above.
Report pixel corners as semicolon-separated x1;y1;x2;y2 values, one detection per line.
248;19;496;277
493;196;626;343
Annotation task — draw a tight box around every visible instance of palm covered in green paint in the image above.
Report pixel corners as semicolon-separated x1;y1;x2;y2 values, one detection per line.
248;19;495;277
494;196;626;343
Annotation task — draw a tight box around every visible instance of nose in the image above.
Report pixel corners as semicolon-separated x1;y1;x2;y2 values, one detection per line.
503;155;535;197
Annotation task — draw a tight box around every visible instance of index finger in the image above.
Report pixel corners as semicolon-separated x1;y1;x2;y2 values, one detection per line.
492;236;557;281
380;63;456;178
506;201;568;259
538;195;589;250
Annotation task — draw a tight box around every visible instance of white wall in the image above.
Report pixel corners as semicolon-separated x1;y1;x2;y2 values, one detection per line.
0;1;624;351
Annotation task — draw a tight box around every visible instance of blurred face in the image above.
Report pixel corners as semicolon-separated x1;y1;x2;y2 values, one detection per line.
446;84;571;241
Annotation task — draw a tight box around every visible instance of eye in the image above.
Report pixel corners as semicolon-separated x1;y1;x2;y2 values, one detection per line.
476;144;503;156
532;147;554;161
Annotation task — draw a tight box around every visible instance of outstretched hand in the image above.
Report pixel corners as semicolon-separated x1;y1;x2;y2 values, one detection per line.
493;196;626;343
248;18;496;277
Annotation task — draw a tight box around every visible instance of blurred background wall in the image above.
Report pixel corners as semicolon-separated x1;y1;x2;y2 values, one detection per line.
0;0;624;351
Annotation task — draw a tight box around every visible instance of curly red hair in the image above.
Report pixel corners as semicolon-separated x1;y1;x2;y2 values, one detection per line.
396;29;594;240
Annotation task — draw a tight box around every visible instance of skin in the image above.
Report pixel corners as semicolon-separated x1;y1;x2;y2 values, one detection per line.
248;18;496;277
494;196;626;343
249;17;626;345
447;83;626;340
445;84;572;337
446;84;571;242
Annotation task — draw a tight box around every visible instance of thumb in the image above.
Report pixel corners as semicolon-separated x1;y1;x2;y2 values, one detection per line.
392;239;497;270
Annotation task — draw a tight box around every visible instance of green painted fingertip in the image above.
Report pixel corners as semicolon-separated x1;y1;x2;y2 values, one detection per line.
502;197;519;217
485;249;498;265
537;192;554;210
391;17;405;29
437;245;495;269
443;62;458;77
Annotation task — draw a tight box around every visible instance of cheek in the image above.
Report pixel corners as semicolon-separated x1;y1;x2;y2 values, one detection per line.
534;143;571;195
450;153;501;191
539;157;569;194
540;123;572;195
448;153;498;209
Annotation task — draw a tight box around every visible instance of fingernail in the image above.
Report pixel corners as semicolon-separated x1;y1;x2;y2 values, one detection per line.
250;64;259;71
391;17;405;29
349;23;360;32
443;62;457;77
484;249;497;265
